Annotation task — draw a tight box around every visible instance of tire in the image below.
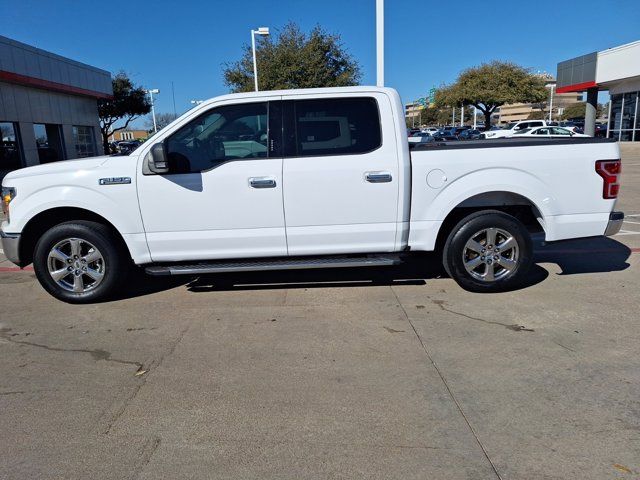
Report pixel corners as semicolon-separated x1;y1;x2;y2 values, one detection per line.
442;210;533;293
33;221;129;303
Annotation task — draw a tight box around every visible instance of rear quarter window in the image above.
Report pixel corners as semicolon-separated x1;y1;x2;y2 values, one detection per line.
291;97;381;157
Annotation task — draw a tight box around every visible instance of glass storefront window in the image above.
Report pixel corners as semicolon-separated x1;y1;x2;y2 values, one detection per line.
609;94;623;132
621;92;637;130
72;126;96;158
608;91;639;141
34;123;65;163
0;122;23;174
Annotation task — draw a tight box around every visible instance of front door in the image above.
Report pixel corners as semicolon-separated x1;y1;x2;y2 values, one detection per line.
281;94;400;255
137;98;287;262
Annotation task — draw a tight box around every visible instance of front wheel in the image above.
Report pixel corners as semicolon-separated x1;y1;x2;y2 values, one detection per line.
33;221;129;303
443;210;533;292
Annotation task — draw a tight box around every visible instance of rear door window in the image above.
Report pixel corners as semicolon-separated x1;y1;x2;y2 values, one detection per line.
285;97;381;157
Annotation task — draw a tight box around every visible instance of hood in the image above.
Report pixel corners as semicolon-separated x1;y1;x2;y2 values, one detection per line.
2;155;111;182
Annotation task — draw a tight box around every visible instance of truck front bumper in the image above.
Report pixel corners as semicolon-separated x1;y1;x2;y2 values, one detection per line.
0;230;20;265
604;211;624;236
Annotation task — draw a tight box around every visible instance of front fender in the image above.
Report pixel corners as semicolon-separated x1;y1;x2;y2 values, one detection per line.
8;184;144;235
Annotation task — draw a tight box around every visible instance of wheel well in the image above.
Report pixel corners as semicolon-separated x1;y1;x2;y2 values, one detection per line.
434;192;544;252
19;207;129;267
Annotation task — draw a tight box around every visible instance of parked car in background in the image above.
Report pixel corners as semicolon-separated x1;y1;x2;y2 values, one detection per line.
482;120;548;139
421;127;439;136
509;126;590;138
562;125;585;134
595;123;608;138
408;132;433;143
433;129;459;141
115;140;142;155
458;129;482;140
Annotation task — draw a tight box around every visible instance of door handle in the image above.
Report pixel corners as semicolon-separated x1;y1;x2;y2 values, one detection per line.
249;177;277;188
365;171;392;183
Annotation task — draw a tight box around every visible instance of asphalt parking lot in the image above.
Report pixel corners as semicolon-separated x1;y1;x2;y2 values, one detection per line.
1;144;639;480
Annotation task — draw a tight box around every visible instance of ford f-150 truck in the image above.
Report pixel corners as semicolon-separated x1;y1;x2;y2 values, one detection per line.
0;86;624;303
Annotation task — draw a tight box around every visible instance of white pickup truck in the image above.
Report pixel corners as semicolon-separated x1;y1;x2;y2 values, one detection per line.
1;86;624;303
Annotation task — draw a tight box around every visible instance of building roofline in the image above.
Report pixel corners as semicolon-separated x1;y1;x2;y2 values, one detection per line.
0;35;111;76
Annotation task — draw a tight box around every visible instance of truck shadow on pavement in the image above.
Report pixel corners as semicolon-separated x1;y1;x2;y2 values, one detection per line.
116;237;631;300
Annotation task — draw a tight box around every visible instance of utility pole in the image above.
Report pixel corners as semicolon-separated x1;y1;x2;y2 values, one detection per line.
376;0;384;87
548;84;555;122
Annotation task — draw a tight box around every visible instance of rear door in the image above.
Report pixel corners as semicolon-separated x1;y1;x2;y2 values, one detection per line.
281;93;400;255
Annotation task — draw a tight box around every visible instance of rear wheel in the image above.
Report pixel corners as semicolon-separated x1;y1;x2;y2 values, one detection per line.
33;221;129;303
443;210;533;292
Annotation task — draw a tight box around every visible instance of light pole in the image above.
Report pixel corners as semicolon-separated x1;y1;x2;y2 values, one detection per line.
146;89;160;133
547;83;555;122
376;0;384;87
251;27;270;91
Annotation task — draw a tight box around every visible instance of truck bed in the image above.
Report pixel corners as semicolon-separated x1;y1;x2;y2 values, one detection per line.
409;137;616;151
406;137;620;251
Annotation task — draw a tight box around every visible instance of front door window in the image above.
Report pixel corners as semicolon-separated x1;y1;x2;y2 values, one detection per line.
166;102;268;174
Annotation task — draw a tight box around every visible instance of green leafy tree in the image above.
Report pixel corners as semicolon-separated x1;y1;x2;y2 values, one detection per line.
98;72;151;153
560;102;586;120
435;61;548;130
223;22;361;92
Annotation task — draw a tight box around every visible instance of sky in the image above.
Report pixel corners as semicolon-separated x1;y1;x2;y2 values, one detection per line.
2;0;639;127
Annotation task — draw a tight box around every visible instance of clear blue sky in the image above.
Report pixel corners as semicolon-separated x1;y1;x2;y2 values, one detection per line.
3;0;639;127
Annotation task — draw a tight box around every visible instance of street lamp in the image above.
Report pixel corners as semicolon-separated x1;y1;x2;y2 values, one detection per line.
546;83;555;122
190;99;204;105
376;0;384;87
251;27;270;91
146;88;160;133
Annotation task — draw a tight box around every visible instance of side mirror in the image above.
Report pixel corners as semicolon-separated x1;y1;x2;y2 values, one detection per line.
148;143;169;174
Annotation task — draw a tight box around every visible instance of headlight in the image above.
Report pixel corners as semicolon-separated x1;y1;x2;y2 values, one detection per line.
2;187;16;219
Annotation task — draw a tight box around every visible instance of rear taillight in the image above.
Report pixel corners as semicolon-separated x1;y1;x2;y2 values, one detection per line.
595;159;621;199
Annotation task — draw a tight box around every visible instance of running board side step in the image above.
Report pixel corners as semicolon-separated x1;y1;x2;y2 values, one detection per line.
145;255;402;276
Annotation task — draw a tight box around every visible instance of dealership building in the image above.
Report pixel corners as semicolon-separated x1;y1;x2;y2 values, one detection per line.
557;40;640;140
0;35;112;178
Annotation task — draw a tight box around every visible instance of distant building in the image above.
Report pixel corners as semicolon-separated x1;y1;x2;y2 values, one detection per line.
108;129;148;142
405;102;422;126
0;35;112;178
557;39;640;140
497;76;582;124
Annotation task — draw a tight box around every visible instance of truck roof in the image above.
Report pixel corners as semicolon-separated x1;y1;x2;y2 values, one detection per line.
196;86;399;108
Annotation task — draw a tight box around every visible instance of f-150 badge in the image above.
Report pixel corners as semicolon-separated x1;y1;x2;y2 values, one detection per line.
99;177;131;185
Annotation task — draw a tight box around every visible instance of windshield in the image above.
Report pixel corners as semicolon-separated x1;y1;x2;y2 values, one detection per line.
506;122;518;130
513;128;532;135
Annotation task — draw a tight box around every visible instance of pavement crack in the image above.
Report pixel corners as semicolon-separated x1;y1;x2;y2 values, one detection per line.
0;390;25;396
102;324;190;435
553;340;576;352
0;332;143;369
431;299;534;332
132;436;161;480
154;323;190;370
391;287;504;480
